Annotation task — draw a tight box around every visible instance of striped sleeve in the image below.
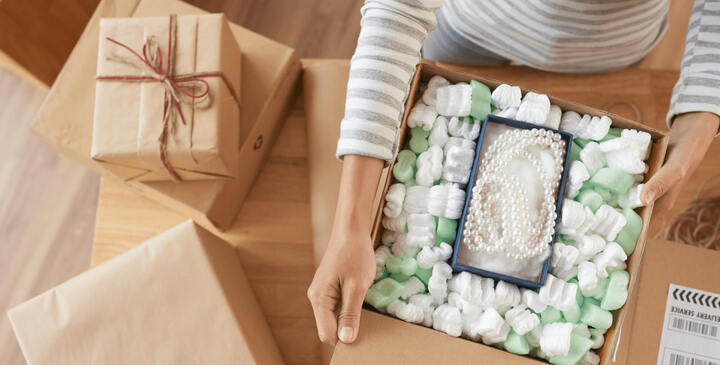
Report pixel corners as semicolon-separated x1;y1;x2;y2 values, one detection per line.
667;0;720;128
337;0;443;163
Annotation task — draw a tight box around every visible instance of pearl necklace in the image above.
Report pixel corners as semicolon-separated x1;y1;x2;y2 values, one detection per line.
463;128;565;260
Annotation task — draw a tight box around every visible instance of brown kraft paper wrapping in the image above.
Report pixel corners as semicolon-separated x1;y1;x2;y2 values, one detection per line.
92;14;242;182
7;220;284;365
30;0;302;230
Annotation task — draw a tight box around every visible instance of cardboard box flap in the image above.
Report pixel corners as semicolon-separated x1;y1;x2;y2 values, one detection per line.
624;239;720;364
8;220;284;365
332;311;545;364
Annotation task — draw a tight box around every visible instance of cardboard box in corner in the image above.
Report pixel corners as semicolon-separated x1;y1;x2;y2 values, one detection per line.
8;220;284;365
621;240;720;365
31;0;302;230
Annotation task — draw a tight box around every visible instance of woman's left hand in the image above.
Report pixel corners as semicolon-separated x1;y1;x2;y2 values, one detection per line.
642;111;719;213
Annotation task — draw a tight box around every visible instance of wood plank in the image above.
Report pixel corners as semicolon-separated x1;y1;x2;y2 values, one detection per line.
0;65;100;364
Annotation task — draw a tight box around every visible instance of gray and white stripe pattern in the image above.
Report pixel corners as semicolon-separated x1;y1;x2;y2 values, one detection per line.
337;0;720;163
338;0;442;161
668;0;720;126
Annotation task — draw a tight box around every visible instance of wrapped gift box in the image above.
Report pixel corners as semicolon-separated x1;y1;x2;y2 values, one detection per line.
8;220;284;365
31;0;301;229
92;14;242;182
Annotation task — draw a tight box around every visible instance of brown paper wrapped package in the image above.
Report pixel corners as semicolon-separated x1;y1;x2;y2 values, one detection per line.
31;0;301;230
92;14;242;182
7;220;284;365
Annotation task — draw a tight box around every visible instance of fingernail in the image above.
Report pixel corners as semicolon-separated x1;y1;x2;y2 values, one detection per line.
338;327;354;343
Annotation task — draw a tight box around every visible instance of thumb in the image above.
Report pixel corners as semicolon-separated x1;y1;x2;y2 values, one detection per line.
337;282;369;344
641;162;683;206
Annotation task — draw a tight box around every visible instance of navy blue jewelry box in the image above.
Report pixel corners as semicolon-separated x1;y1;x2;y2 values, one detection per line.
450;114;574;289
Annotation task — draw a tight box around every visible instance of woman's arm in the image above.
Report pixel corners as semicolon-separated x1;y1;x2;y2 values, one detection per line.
307;155;383;345
309;0;443;345
336;0;442;162
643;0;720;210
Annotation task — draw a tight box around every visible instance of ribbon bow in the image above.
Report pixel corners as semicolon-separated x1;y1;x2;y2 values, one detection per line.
97;14;233;181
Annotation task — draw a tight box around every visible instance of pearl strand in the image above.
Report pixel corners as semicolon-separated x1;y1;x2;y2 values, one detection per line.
463;128;565;260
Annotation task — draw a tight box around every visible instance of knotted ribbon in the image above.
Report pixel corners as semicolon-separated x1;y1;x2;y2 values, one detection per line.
96;14;239;181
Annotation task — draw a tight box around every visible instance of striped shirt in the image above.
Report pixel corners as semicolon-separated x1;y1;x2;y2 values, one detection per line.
337;0;720;163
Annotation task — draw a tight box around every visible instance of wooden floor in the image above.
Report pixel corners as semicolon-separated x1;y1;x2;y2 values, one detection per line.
0;0;707;363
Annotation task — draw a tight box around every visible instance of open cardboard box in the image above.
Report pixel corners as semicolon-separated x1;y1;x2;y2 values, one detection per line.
333;61;669;364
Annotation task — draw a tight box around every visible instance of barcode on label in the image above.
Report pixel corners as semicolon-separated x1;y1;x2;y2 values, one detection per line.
669;352;719;365
672;317;719;338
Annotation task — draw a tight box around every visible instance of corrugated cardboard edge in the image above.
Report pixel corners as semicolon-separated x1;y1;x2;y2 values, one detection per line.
357;59;669;365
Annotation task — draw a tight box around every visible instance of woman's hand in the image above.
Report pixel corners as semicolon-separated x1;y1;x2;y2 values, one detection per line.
307;155;384;345
307;225;376;345
642;112;719;212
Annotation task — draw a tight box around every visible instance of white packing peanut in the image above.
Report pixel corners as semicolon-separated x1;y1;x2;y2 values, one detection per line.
401;276;427;300
566;161;590;198
494;107;518;119
550;242;580;273
522;289;547;313
545;105;562;129
448;116;481;140
427;184;466;219
540;322;574;357
387;299;425;324
406;213;435;248
428;262;453;304
494;281;522;314
404;186;430;214
516;92;551;125
409;294;436;327
505;305;540;335
416;146;444;186
432;304;463;337
382;212;407;232
575;234;607;262
391;234;416;257
443;145;475;184
618;184;645;209
579;142;605;175
539;274;578;311
382;183;405;218
491;84;521;110
476;307;510;344
592;205;627;241
593;242;628;278
408;101;437;131
429;116;450;147
621;129;652;160
577;261;600;296
374;246;392;280
422;75;451;106
436;83;472;117
417;242;453;269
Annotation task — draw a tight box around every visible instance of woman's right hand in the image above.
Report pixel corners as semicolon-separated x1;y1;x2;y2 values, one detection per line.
307;224;376;345
307;155;385;345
